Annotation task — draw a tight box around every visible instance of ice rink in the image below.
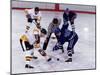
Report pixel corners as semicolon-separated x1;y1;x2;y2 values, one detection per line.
11;10;96;74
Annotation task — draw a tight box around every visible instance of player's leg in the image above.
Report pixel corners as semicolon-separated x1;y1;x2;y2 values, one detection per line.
53;35;65;53
37;32;52;61
38;49;52;62
24;9;33;23
34;34;40;48
33;17;41;29
71;34;78;54
70;18;75;32
21;41;34;68
36;34;40;44
25;50;34;68
38;33;52;61
36;22;41;29
65;40;73;62
25;41;38;59
65;34;78;62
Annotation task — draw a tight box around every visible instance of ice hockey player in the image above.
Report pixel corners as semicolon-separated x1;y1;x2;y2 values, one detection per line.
63;8;77;32
19;26;37;68
53;23;78;62
39;17;64;53
25;7;45;48
24;7;42;29
19;26;47;68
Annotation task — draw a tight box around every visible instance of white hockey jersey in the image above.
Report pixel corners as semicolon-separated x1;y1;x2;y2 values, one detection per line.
28;8;42;19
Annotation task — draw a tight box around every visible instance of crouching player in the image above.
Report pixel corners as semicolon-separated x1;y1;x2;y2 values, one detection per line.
19;26;49;68
63;8;77;32
24;7;42;29
40;17;64;53
53;23;78;62
19;26;39;68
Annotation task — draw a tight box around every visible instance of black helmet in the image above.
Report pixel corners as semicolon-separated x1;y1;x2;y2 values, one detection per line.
65;8;69;13
66;8;69;11
35;7;39;12
52;18;58;24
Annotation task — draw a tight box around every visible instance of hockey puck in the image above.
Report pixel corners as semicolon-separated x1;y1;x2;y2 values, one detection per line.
57;58;60;61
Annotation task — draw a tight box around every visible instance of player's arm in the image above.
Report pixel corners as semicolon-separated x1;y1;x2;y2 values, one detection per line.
63;13;69;25
24;9;33;23
24;9;31;18
71;22;75;32
70;12;77;32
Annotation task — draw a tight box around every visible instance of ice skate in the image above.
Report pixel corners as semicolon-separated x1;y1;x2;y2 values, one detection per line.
47;58;52;62
65;58;72;62
25;64;34;69
32;56;38;59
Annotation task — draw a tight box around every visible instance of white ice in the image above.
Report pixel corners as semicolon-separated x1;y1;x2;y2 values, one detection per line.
11;10;96;74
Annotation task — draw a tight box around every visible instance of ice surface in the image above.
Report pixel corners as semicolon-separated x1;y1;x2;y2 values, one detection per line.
11;10;96;74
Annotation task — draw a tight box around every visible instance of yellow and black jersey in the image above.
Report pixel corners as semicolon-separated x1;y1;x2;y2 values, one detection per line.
20;34;34;51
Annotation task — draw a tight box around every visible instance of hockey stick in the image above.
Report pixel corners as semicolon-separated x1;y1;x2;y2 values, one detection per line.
42;33;51;50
